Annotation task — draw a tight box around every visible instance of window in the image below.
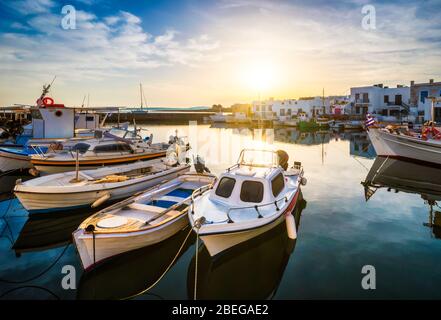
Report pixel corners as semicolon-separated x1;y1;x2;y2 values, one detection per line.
287;109;292;116
420;90;428;103
72;143;90;154
355;93;359;100
240;180;264;203
280;108;285;116
384;95;389;104
86;116;95;121
362;93;369;102
94;143;131;153
215;177;236;198
271;173;285;197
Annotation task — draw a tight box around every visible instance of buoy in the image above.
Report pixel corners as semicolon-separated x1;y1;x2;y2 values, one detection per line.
301;177;307;186
285;213;297;240
91;193;111;208
29;168;40;177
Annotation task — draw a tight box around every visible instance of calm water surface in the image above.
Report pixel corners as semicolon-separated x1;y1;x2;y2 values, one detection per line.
1;124;440;299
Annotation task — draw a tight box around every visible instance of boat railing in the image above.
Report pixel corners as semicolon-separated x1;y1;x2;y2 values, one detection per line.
225;195;290;223
29;145;48;158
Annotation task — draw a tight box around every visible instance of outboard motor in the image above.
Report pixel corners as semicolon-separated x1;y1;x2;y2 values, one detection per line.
144;133;153;146
276;150;289;171
194;155;211;174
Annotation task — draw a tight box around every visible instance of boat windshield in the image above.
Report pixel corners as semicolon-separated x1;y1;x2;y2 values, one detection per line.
108;128;138;139
238;149;278;167
72;143;90;154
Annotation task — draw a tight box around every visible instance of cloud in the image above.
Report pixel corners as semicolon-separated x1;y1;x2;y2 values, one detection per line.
0;7;220;84
8;0;55;15
10;22;31;31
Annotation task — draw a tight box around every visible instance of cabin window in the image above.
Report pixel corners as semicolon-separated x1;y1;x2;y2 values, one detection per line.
94;143;131;153
72;143;90;154
240;180;264;203
215;177;236;198
271;173;285;197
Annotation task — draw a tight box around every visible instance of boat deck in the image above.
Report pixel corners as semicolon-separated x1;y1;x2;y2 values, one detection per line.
83;181;206;234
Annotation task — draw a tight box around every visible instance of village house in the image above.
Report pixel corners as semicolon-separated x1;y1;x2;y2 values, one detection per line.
349;84;411;121
410;79;441;122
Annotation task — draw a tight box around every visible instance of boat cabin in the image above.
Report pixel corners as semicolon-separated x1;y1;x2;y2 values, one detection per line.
209;150;288;206
71;140;135;156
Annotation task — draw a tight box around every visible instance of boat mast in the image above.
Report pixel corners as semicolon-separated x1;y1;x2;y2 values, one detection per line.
140;83;143;110
37;76;56;106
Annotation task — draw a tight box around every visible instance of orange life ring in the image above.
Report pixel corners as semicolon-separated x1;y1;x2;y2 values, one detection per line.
42;97;54;106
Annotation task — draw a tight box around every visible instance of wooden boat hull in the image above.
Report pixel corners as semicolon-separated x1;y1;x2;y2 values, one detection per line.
15;165;190;213
368;128;441;165
73;213;189;271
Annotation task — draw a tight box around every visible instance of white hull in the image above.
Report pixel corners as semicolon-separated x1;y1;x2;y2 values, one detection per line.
367;128;441;165
73;215;188;270
200;214;286;256
15;165;189;213
0;150;31;172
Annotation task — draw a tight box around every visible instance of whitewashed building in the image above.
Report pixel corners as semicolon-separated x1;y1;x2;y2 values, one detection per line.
410;79;441;122
253;97;331;120
349;84;411;121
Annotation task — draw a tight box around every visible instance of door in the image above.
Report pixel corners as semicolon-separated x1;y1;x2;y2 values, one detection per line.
395;95;402;105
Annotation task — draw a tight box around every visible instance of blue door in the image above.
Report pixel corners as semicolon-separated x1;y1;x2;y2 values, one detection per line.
420;90;428;103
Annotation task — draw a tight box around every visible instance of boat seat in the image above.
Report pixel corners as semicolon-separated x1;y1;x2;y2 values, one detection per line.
154;195;186;203
149;210;180;225
128;203;164;213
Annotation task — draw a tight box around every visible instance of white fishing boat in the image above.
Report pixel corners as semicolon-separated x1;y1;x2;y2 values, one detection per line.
367;126;441;165
225;112;250;124
73;171;216;270
30;137;170;174
209;112;229;123
189;149;306;257
14;158;190;214
344;120;363;130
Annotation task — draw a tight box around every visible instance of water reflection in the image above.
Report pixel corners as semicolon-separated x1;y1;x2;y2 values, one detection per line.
13;211;94;255
187;195;307;300
362;157;441;237
77;227;195;300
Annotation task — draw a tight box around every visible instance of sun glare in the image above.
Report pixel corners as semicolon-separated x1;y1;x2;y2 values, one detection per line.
237;60;280;93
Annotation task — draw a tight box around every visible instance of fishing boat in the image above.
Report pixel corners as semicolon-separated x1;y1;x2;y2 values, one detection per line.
30;136;170;174
209;112;229;123
188;149;306;257
14;157;191;214
343;120;363;130
367;126;441;165
73;170;216;270
187;195;306;299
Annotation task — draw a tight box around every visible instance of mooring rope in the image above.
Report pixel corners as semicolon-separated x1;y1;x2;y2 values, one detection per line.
0;285;60;300
121;226;194;300
0;243;70;284
193;226;200;301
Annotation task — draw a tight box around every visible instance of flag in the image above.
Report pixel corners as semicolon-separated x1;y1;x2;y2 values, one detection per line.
365;113;376;128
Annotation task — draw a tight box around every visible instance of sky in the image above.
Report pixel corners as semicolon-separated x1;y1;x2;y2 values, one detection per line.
0;0;440;108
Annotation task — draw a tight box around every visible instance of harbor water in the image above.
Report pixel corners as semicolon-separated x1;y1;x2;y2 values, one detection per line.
1;124;441;299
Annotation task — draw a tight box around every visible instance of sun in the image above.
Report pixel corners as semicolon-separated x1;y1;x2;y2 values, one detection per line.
237;59;279;93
